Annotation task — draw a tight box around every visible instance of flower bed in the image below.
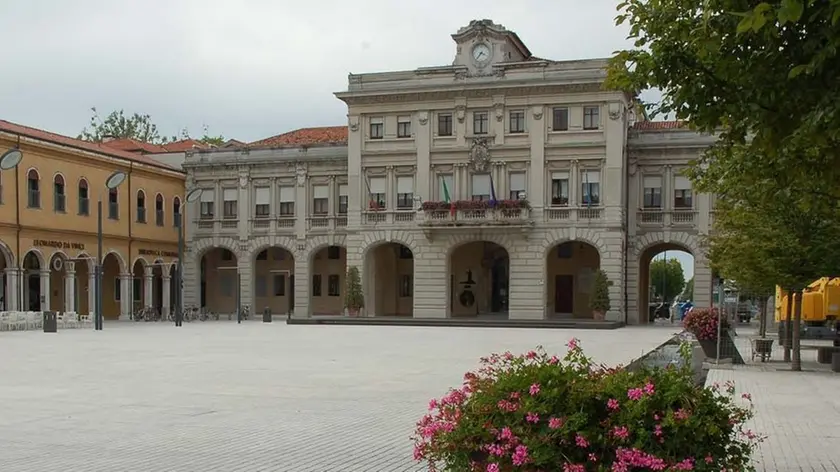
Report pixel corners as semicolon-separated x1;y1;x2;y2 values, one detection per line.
412;339;761;471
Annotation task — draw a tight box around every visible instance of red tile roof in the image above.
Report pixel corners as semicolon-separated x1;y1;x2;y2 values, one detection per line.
104;137;210;154
250;126;348;147
0;119;182;172
160;139;212;152
633;120;686;130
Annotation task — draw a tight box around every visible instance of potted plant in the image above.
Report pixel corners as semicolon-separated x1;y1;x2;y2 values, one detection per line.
590;269;612;321
345;265;364;317
683;307;733;359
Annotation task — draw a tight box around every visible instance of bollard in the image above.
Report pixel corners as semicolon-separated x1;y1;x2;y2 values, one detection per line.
263;306;272;323
832;352;840;373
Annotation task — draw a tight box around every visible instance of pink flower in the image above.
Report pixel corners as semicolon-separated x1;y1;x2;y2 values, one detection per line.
627;388;644;400
672;458;695;470
705;455;713;464
588;453;598;462
563;464;585;472
612;425;630;440
526;412;540;423
644;382;655;395
486;463;500;472
548;355;560;365
567;338;579;350
529;383;541;396
654;424;663;437
607;398;620;411
548;417;565;429
498;427;514;441
525;350;537;359
512;444;530;466
741;392;752;401
674;408;690;421
575;434;589;448
428;398;438;411
486;444;505;456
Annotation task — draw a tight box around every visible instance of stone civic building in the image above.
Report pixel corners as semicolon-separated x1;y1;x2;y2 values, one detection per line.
179;20;715;324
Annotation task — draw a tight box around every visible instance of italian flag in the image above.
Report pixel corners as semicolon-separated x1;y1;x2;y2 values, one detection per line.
443;179;456;217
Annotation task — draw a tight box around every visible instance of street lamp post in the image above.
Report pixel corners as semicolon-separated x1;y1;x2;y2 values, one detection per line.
1;147;24;312
175;188;203;327
95;171;127;331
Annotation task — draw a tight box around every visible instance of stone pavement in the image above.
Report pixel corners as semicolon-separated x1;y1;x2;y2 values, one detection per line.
0;322;676;472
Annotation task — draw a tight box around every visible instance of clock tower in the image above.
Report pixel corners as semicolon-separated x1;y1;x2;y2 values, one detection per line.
451;19;533;75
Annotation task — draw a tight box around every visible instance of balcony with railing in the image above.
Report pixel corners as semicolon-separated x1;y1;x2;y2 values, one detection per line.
543;206;605;223
361;209;417;226
419;200;533;231
306;214;348;232
636;208;698;228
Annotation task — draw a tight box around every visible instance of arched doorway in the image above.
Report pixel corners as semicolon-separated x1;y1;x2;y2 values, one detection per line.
102;252;124;319
364;243;414;316
546;241;601;319
253;246;295;316
132;259;147;316
152;260;164;318
169;264;177;318
309;245;346;315
48;252;67;312
0;242;12;311
199;247;238;316
76;254;92;316
639;243;694;323
448;241;509;317
23;251;43;311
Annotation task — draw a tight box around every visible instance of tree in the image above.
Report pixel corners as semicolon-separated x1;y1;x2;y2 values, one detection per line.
683;277;695;301
589;269;613;320
78;108;177;144
649;258;686;303
344;266;364;316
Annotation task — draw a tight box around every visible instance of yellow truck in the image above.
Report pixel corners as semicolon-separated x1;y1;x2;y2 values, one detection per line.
776;278;840;343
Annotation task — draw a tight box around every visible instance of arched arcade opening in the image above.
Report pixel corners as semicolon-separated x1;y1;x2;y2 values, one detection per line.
253;246;295;316
448;241;510;317
364;242;414;317
48;252;67;312
0;243;12;310
23;251;43;311
545;241;601;319
199;247;238;316
639;243;694;323
309;245;346;315
101;252;123;319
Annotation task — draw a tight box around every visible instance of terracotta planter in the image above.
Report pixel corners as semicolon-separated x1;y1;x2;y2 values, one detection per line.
592;310;606;321
347;308;360;317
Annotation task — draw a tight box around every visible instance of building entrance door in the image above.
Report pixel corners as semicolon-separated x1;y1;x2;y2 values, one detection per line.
554;275;574;314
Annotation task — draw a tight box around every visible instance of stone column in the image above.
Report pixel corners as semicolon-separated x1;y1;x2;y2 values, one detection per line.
39;269;50;311
237;247;251;314
293;249;309;317
143;268;153;309
88;272;96;318
295;166;307;240
415;111;431;203
161;273;171;319
413;245;447;319
4;268;19;311
528;106;546;212
64;262;76;313
120;273;132;319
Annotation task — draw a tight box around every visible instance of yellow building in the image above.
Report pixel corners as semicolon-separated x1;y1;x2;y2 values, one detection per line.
0;119;185;320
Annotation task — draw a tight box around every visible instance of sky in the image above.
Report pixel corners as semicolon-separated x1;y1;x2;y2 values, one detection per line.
0;0;659;142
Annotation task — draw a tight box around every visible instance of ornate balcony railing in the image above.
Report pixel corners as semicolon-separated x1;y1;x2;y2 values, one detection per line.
543;206;604;222
361;210;416;226
306;215;348;231
419;200;532;227
637;209;698;227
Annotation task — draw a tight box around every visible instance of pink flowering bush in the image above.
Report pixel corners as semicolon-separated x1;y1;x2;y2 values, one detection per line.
684;307;729;341
412;339;762;471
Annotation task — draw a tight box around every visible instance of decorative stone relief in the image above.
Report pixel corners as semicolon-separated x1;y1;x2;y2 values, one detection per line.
418;112;429;126
494;103;505;122
348;115;359;132
455;105;466;123
532;106;543;120
295;163;307;187
239;175;249;188
468;138;491;172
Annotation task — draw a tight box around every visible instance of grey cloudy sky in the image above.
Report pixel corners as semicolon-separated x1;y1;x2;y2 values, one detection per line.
1;0;650;142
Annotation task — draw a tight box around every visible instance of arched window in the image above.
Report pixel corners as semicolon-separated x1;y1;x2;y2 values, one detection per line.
155;193;164;226
78;179;90;216
27;169;40;208
173;196;182;227
136;190;146;223
108;187;119;220
53;174;66;212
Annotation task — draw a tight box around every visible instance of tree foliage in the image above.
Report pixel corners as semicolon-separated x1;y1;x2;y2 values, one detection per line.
589;269;613;313
650;258;686;302
78;107;226;146
683;276;695;300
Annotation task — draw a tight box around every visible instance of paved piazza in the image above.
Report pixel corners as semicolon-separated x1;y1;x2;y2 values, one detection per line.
0;322;674;472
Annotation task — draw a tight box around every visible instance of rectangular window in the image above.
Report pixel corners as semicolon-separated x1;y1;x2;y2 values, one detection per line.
255;275;267;297
137;203;146;223
273;274;286;296
114;277;121;301
674;176;694;208
552;107;569;131
581;170;601;206
583;106;600;130
312;274;322;297
327;246;341;259
399;275;413;297
133;277;142;302
220;274;233;297
369;117;384;139
509;110;525;133
397;116;411;138
312;185;329;215
328;274;340;297
279;186;294;216
551;172;569;205
368;176;386;209
223;188;237;218
438;174;454;201
643;175;663;209
471;174;491;201
473;111;489;135
396;176;414;209
437;113;453;136
508;172;526;200
338;184;348;215
255;187;270;217
200;189;215;219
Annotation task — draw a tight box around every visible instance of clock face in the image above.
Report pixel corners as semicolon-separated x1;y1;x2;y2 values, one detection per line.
472;43;491;63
